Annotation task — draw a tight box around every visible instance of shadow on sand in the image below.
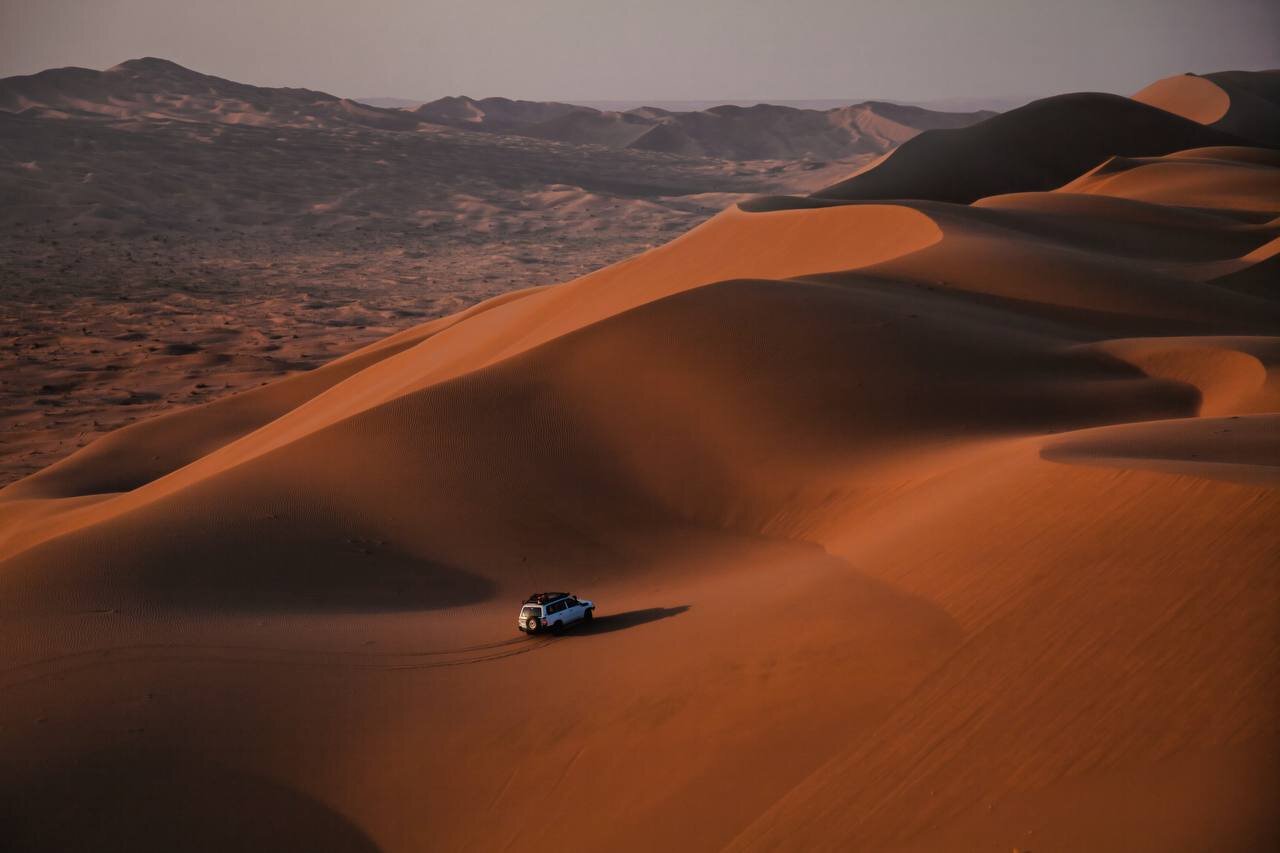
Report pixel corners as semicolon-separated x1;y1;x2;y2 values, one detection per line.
564;605;690;636
3;749;379;853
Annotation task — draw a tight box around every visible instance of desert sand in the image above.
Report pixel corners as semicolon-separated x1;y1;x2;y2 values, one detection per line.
1;64;1279;852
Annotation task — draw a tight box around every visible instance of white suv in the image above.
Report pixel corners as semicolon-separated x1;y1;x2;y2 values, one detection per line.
518;592;595;634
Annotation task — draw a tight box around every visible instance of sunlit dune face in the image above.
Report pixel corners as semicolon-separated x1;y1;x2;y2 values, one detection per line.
1059;151;1280;212
1132;73;1232;125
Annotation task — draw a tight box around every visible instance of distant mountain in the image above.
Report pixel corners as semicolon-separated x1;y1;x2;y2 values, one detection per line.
400;95;995;160
0;58;995;162
0;57;421;131
373;96;1035;115
409;95;584;131
575;98;877;112
354;96;422;109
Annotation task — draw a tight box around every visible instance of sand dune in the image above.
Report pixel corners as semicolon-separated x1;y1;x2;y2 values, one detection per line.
1043;413;1280;483
2;69;1279;851
812;91;1250;203
1134;70;1280;145
1083;336;1280;415
1132;73;1233;125
1060;149;1280;212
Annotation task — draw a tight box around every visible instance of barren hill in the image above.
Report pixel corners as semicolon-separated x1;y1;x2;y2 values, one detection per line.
0;57;421;131
410;95;583;131
400;94;995;160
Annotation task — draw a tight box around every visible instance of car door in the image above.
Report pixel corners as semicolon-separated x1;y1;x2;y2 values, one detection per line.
561;598;583;624
547;599;567;626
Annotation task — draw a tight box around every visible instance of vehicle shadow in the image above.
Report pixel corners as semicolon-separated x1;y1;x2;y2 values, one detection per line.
565;605;690;636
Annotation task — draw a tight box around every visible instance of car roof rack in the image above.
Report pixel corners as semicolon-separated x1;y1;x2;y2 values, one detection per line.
525;591;570;604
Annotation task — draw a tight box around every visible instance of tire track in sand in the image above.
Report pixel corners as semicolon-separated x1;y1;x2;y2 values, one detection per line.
0;634;562;693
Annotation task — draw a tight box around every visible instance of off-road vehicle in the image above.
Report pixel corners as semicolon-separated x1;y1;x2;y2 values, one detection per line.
517;592;594;634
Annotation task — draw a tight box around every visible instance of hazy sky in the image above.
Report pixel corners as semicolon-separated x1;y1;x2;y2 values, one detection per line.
2;0;1277;102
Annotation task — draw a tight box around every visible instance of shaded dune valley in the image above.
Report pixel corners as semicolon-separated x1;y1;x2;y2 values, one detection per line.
3;69;1280;852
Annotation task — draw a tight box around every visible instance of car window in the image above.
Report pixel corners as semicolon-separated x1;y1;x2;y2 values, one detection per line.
548;601;564;614
566;598;580;607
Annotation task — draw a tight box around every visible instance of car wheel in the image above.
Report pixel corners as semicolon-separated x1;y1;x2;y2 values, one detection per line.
583;608;594;622
525;617;540;634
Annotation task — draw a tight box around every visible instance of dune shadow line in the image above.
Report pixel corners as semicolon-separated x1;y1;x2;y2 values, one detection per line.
570;605;690;635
